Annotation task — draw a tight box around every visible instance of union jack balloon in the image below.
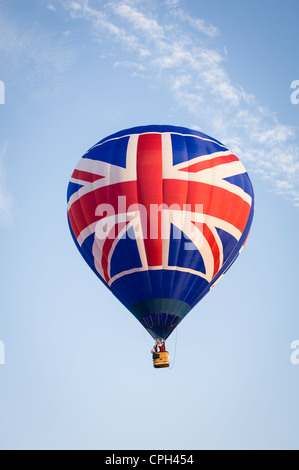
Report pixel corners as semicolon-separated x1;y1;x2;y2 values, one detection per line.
67;125;254;341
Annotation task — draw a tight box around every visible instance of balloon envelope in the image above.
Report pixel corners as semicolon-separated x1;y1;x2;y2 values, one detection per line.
67;125;254;340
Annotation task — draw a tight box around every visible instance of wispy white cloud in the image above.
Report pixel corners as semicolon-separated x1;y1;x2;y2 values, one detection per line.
171;8;220;38
47;3;57;11
0;11;75;100
113;60;145;71
164;0;180;6
110;2;164;40
65;0;151;57
61;0;299;207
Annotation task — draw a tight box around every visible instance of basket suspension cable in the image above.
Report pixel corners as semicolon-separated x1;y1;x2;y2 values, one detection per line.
142;328;152;350
169;328;178;370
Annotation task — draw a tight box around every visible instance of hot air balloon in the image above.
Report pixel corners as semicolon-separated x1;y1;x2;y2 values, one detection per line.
67;125;254;368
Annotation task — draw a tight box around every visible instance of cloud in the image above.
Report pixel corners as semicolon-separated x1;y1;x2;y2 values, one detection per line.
65;0;151;57
110;2;165;40
47;4;57;11
61;0;299;208
113;60;145;71
164;0;180;6
0;11;75;100
172;8;220;38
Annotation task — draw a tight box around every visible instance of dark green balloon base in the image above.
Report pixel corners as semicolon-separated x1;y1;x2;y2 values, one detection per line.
130;298;191;340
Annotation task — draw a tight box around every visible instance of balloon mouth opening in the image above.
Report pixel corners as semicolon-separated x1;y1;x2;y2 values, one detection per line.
129;298;191;340
142;314;180;340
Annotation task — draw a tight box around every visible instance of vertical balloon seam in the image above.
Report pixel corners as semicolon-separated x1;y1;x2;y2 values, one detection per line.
144;130;159;299
91;149;126;306
162;129;179;304
124;136;150;308
233;170;252;256
235;169;248;253
228;204;253;273
163;128;173;309
73;224;101;283
161;132;166;307
181;135;215;307
155;132;164;308
160;128;167;311
162;131;182;324
108;150;133;307
180;131;199;316
103;147;136;307
170;132;190;310
220;152;244;276
216;151;239;272
136;132;155;301
67;169;82;249
215;182;253;286
179;132;197;307
95;157;129;305
217;152;239;279
162;205;178;306
193;197;254;309
75;160;98;277
67;167;96;276
92;153;109;281
85;157;116;292
67;212;99;288
91;155;103;280
210;155;229;272
132;137;152;307
165;130;184;320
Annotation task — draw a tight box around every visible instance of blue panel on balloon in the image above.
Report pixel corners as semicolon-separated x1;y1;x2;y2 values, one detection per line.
110;226;143;279
67;182;83;202
216;228;238;265
109;269;209;309
168;224;206;274
171;134;228;165
224;173;254;198
79;232;96;273
84;135;129;167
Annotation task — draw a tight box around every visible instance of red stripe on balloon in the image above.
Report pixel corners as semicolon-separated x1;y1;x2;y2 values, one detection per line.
71;169;105;182
136;134;163;266
179;154;239;173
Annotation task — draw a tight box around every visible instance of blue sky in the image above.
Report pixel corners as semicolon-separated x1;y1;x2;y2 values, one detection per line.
0;0;299;450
